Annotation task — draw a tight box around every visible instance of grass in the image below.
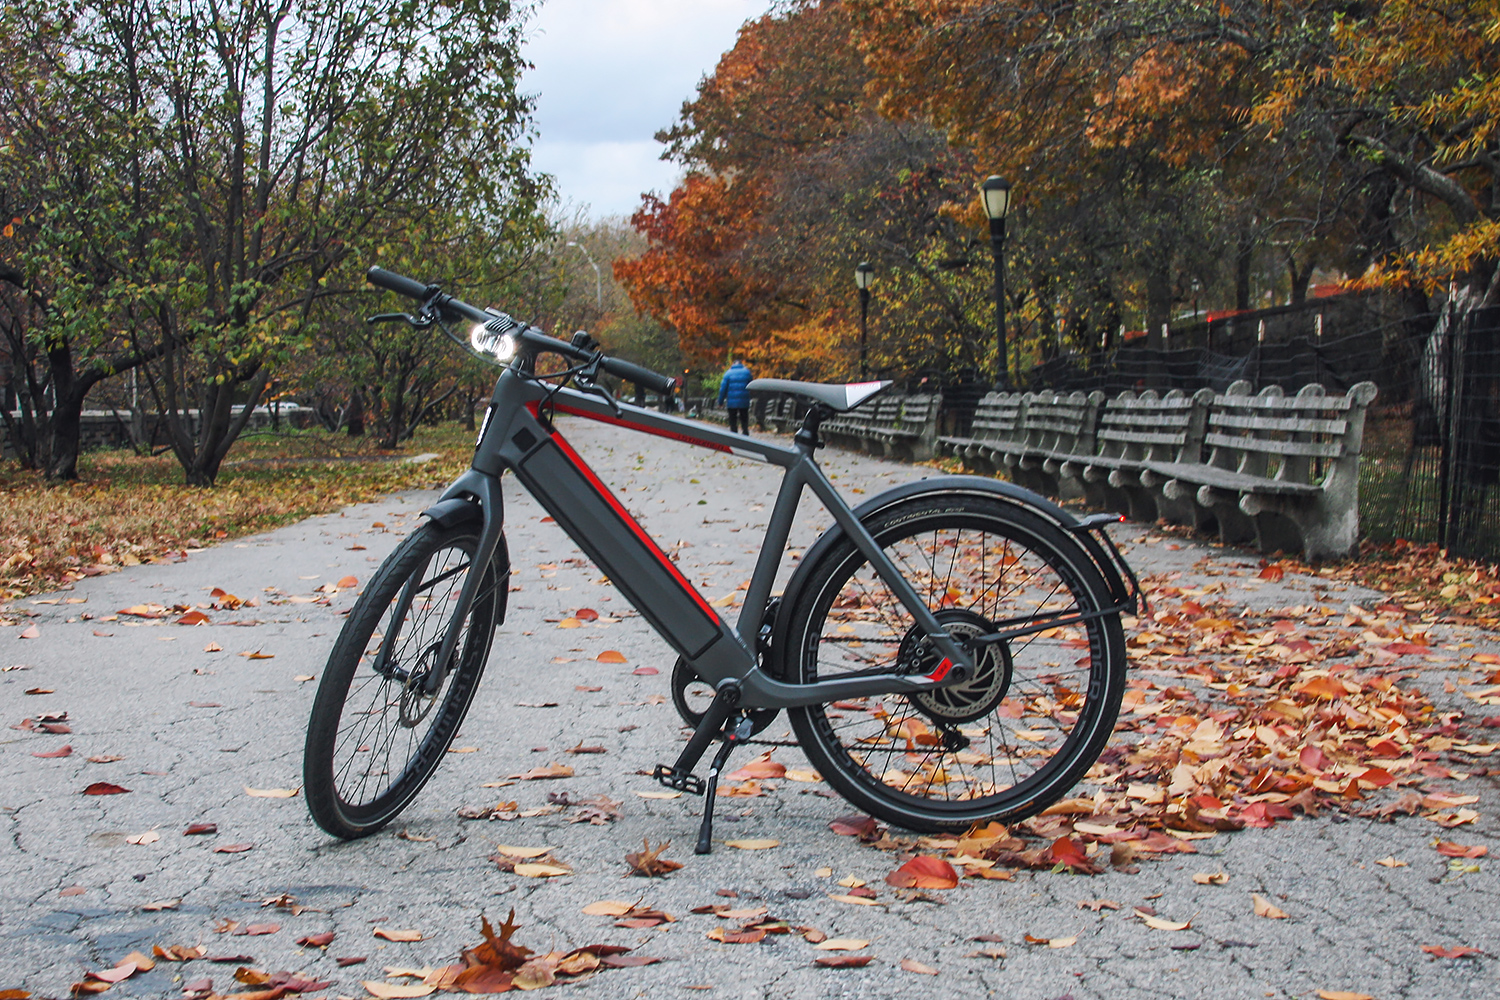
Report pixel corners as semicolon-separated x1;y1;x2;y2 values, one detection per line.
0;423;475;602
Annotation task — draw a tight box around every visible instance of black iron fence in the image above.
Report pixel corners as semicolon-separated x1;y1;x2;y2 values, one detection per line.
1015;297;1500;560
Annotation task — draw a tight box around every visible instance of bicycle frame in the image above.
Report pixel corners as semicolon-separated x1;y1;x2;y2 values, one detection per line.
417;364;981;709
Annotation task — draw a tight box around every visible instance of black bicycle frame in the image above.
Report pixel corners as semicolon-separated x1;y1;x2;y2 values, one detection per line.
417;364;981;708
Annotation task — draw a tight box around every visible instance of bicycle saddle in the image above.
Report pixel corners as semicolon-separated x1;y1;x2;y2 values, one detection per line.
747;378;892;412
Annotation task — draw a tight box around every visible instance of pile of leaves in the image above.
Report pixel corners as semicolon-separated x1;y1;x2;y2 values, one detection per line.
362;911;657;996
0;427;470;603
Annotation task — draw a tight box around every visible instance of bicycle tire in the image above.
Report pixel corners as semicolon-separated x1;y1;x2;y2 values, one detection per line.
775;493;1126;832
303;520;502;839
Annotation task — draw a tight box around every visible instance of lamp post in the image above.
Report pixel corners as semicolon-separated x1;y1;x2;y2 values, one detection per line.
565;240;602;310
980;176;1013;388
854;261;874;379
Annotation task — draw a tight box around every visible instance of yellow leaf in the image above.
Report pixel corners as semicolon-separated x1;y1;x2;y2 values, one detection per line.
1192;871;1228;885
723;839;779;850
373;927;423;942
362;982;435;998
491;845;555;859
581;900;634;916
1138;910;1192;931
513;862;572;878
558;618;582;629
1374;856;1407;868
813;939;869;951
1252;894;1288;919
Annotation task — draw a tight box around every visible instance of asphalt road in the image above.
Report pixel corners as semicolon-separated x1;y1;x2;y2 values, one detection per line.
2;417;1495;999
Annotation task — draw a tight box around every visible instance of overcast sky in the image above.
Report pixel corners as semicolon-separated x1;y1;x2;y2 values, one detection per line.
521;0;769;221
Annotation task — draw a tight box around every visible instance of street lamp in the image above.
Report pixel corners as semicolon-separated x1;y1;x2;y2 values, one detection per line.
854;261;874;379
565;240;602;310
980;176;1013;387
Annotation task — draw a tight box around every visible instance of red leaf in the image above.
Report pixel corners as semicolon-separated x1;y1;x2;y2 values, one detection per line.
33;745;72;758
183;823;218;835
214;843;255;854
829;815;880;838
296;931;335;947
1258;564;1285;582
814;955;875;968
1435;841;1487;858
1357;767;1394;787
885;855;960;889
176;610;211;626
82;782;130;796
599;955;662;968
1421;945;1482;959
575;608;599;622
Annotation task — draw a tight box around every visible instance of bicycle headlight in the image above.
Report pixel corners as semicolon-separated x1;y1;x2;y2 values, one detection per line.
469;322;517;362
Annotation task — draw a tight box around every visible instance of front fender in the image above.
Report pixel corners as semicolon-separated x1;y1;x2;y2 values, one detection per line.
420;494;511;628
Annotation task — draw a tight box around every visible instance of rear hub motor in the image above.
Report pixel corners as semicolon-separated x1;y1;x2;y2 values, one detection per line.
898;609;1012;725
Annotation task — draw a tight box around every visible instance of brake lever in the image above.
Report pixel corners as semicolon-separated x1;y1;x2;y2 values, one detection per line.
573;356;622;417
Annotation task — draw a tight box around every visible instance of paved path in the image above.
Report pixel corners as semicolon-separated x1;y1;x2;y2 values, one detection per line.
2;418;1496;999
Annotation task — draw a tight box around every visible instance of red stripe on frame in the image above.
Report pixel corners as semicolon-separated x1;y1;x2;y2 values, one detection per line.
546;431;721;623
549;401;733;454
926;658;953;683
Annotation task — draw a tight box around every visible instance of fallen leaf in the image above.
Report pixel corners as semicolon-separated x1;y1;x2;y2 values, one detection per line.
24;687;53;695
125;830;160;845
1192;872;1229;885
373;927;423;942
238;650;274;659
900;958;939;975
1374;856;1407;868
813;939;868;951
705;927;766;944
599;955;663;968
596;650;628;663
829;815;881;838
214;843;255;854
151;944;205;961
18;625;39;639
244;786;299;798
140;898;181;911
177;610;211;626
828;894;883;907
625;838;683;877
337;575;359;588
512;862;572;878
1139;911;1192;931
813;956;875;968
1420;945;1482;958
582;900;635;916
1252;894;1288;919
204;642;223;652
724;839;780;850
238;922;280;935
82;782;129;795
510;763;573;781
1435;841;1487;858
1316;992;1373;1000
362;983;435;998
33;745;72;758
635;789;681;799
886;855;959;889
491;845;556;859
297;931;336;947
59;885;86;896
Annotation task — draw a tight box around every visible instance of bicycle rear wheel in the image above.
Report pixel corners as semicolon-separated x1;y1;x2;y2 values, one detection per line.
776;494;1126;832
303;520;502;839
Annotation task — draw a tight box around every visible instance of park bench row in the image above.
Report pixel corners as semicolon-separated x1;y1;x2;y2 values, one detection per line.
936;381;1378;560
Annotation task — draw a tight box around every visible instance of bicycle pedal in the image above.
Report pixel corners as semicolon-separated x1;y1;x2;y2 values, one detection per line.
652;764;706;796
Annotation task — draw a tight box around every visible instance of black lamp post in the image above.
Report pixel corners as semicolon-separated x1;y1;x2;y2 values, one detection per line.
855;261;874;379
981;176;1013;388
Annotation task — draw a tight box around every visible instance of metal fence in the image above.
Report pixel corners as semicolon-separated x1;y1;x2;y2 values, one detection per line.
1015;299;1500;560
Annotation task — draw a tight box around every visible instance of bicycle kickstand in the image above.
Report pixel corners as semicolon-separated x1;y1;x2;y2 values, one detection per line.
696;714;754;855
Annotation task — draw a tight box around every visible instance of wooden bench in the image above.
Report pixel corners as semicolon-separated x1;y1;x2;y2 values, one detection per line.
1055;388;1214;523
937;392;1027;475
1139;380;1379;559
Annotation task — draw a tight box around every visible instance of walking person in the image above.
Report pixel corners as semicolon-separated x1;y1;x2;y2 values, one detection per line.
719;358;753;435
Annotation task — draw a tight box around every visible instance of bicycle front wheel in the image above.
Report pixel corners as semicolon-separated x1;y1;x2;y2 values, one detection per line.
777;494;1127;832
303;520;502;839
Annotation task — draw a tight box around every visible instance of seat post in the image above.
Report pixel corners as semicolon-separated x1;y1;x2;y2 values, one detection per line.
795;404;832;454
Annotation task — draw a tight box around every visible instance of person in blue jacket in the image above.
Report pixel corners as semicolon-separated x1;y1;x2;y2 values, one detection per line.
718;359;753;435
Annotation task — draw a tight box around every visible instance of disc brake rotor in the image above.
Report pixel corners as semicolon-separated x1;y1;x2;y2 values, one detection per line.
899;609;1013;725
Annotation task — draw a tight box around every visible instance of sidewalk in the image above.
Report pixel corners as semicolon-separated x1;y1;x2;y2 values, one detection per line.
2;418;1495;999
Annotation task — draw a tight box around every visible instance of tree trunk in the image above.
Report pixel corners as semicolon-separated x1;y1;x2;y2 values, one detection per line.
1235;230;1255;312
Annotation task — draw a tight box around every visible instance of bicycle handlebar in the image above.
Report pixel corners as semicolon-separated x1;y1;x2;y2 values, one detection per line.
365;266;677;395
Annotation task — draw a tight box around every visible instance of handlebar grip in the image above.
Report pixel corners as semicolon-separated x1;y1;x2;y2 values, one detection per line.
600;356;676;395
366;266;434;302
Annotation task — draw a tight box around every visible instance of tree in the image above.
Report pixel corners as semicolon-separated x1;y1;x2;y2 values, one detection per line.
0;0;545;485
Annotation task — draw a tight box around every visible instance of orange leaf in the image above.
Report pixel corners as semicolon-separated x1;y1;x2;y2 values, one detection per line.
596;650;628;663
337;575;358;588
176;610;211;625
885;855;959;889
1435;841;1487;858
1421;945;1481;958
373;927;423;942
